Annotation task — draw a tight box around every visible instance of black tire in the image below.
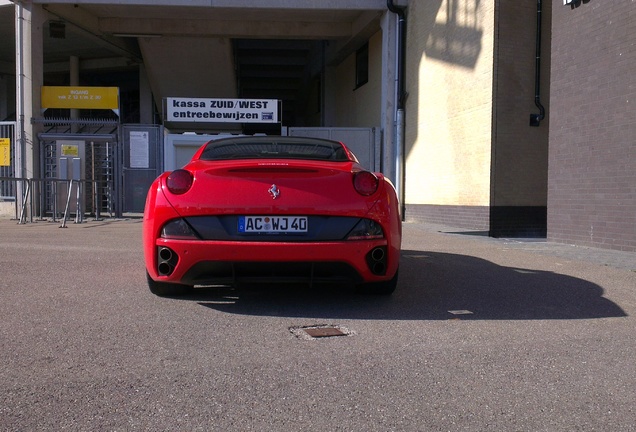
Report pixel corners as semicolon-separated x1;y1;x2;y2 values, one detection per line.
356;269;399;295
146;272;192;297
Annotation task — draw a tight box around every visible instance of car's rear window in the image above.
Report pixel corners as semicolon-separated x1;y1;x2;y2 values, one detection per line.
199;138;350;162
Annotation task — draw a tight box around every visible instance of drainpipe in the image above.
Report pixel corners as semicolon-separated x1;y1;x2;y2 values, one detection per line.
530;0;545;126
387;0;406;218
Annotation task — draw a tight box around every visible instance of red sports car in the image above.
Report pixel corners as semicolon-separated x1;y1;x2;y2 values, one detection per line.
143;136;401;296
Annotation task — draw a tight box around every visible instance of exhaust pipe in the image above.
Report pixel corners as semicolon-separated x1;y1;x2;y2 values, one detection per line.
157;247;178;276
372;261;386;275
371;247;385;262
159;247;173;262
158;262;173;276
367;247;387;275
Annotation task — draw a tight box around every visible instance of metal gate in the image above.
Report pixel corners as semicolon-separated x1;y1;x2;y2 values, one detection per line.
0;121;17;199
121;124;163;213
37;118;120;218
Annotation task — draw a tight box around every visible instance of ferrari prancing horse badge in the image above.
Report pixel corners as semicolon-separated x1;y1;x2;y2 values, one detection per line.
268;184;280;199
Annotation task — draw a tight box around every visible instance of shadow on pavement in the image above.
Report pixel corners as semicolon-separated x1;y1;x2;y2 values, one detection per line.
189;250;627;321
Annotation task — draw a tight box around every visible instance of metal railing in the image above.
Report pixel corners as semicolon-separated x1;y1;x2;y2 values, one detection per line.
0;177;114;227
0;121;17;199
0;176;31;223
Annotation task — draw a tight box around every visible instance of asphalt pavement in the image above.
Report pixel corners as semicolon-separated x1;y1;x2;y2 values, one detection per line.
1;217;635;431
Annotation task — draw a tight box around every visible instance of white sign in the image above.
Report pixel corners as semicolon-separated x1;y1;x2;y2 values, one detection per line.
165;98;279;123
130;131;149;168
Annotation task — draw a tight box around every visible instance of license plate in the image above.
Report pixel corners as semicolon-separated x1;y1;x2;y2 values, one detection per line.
238;216;308;233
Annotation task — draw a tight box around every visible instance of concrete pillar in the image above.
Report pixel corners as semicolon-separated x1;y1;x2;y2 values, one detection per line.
380;11;398;185
15;0;45;182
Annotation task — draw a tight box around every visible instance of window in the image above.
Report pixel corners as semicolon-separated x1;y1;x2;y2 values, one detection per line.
355;43;369;89
200;137;350;162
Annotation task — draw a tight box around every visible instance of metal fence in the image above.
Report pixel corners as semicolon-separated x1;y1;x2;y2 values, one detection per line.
0;121;17;199
1;120;161;224
39;139;118;218
0;176;111;226
0;176;30;222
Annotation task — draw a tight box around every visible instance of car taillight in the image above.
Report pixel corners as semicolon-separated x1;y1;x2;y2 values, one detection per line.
166;169;193;195
353;171;379;196
161;218;198;239
346;218;385;240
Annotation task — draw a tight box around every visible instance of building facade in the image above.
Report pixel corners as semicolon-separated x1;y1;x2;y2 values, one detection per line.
0;0;634;252
405;1;551;239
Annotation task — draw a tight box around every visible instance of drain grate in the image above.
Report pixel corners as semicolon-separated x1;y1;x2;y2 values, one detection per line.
290;324;354;340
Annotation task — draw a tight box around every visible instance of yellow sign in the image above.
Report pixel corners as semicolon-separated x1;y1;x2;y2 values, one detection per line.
41;86;119;110
0;138;10;166
61;145;79;157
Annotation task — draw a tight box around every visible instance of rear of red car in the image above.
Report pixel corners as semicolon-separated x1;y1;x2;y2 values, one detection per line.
143;136;401;296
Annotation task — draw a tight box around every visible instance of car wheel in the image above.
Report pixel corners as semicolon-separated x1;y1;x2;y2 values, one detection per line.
357;269;399;295
146;272;193;297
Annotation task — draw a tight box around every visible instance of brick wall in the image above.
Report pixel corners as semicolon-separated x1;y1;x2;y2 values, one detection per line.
548;1;636;252
406;204;490;231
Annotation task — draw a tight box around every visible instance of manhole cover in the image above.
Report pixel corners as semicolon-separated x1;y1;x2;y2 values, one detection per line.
290;324;354;340
448;310;473;315
304;327;345;338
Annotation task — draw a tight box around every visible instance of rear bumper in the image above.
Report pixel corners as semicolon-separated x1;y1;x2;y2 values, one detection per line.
147;238;399;286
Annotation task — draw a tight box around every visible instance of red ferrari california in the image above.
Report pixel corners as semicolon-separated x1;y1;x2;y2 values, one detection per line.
143;136;401;296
